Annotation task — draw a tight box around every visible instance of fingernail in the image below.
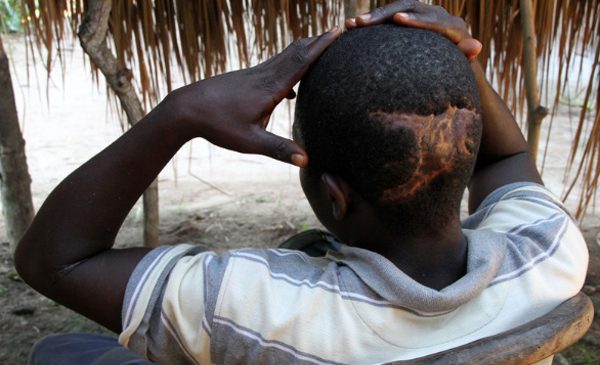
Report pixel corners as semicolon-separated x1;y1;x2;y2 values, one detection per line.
346;18;356;26
396;12;412;20
291;154;307;167
328;26;340;33
358;14;371;21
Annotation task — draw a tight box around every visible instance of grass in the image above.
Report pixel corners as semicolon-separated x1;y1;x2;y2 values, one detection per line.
561;341;600;364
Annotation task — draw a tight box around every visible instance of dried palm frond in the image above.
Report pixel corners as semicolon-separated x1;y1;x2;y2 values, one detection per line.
21;1;341;104
18;0;600;219
376;0;600;218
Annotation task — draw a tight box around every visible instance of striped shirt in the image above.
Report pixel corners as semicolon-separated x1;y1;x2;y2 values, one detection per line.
119;183;588;364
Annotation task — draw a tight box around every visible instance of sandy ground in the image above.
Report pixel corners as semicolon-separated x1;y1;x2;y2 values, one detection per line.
1;32;599;364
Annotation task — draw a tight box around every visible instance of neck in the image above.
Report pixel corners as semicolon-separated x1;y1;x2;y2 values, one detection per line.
356;219;468;291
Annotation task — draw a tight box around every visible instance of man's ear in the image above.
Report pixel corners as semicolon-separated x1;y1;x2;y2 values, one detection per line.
321;173;351;221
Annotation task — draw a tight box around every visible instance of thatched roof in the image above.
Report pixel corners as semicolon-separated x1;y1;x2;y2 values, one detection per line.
14;0;600;218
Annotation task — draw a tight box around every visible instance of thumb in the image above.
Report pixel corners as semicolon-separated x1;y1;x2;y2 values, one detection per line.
255;129;309;167
457;38;482;61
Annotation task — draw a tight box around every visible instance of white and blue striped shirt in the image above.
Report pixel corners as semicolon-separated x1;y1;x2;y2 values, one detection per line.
119;183;588;364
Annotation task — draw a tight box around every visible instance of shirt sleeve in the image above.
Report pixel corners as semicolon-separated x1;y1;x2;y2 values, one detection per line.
462;182;588;296
462;182;574;231
118;243;230;365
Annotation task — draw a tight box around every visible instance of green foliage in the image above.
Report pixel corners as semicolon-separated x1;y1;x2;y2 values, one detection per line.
4;270;21;282
561;342;600;365
0;0;22;33
299;222;311;232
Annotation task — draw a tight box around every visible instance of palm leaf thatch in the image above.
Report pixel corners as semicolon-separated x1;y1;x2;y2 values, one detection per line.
22;0;342;103
16;0;600;219
435;0;600;218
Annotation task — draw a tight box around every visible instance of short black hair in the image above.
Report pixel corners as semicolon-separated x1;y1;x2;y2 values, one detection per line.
295;25;481;234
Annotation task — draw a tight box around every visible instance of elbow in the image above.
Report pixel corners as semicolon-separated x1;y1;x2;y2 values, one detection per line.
14;233;36;286
14;229;79;298
13;232;52;291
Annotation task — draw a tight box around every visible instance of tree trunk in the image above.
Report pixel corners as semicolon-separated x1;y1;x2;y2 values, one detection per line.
78;0;160;247
519;0;548;163
0;36;35;251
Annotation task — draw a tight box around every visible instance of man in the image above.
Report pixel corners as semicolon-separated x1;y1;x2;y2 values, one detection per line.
16;1;587;364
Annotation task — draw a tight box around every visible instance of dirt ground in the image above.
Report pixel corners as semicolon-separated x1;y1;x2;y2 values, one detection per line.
1;33;599;364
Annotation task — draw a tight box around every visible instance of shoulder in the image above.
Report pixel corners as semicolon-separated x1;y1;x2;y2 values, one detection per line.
462;183;586;264
463;182;588;301
463;181;587;263
463;182;573;231
122;244;337;324
119;244;339;362
214;247;340;306
122;245;331;318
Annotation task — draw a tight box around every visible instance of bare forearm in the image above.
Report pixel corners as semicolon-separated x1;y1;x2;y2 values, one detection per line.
471;61;530;166
468;61;542;211
15;100;187;283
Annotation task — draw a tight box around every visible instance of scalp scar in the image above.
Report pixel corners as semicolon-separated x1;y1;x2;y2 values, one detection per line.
369;106;479;204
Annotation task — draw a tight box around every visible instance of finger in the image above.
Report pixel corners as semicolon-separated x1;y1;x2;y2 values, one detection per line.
304;27;342;62
354;0;416;27
255;128;309;167
458;38;482;61
345;18;357;29
393;12;463;43
273;27;341;89
392;12;481;59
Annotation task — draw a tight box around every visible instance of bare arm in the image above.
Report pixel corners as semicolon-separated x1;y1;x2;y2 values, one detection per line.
346;0;542;212
14;107;183;332
14;29;341;333
467;61;542;212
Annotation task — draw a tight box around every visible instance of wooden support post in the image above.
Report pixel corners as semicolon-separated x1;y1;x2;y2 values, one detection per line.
344;0;370;19
519;0;548;164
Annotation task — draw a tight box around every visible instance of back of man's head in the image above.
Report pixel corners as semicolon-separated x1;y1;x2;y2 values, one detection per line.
294;25;481;234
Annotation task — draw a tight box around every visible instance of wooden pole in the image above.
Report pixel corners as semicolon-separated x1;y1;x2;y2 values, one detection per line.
519;0;548;164
0;36;35;251
78;0;160;247
344;0;370;19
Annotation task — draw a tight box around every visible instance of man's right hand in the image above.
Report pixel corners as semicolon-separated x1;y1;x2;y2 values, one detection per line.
164;28;341;168
345;0;482;61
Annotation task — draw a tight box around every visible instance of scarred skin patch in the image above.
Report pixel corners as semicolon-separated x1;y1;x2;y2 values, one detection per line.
369;106;479;204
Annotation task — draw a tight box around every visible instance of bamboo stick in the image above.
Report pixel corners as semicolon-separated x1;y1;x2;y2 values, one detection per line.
520;0;548;163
